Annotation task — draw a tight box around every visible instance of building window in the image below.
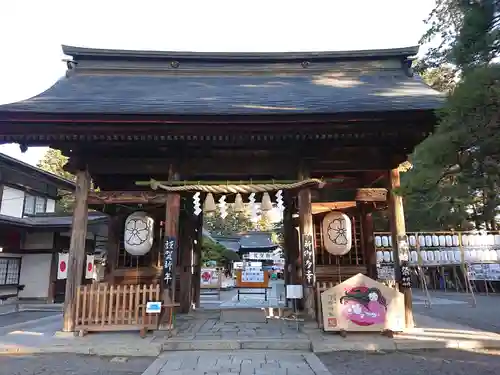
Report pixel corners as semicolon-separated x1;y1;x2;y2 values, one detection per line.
0;258;21;285
23;194;47;215
35;196;46;213
23;195;35;215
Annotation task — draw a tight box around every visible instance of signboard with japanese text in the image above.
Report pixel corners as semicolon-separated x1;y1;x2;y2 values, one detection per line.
163;236;177;287
320;273;404;332
302;233;315;286
200;268;222;288
468;263;500;281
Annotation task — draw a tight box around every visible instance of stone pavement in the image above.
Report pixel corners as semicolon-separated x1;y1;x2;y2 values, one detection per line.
308;312;500;353
163;309;311;350
2;297;500;355
142;350;331;375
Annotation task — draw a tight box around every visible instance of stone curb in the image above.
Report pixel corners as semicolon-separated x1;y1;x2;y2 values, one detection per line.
303;353;334;375
161;338;312;351
311;338;500;353
0;313;63;333
0;344;162;357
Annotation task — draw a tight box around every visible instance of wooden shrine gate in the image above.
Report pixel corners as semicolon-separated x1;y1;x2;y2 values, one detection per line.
0;44;443;331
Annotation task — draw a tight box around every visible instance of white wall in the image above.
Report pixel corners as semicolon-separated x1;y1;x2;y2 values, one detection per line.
0;186;24;218
22;232;54;250
18;253;52;299
46;199;55;213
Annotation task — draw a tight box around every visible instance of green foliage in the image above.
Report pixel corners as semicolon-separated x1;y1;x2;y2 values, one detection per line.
401;0;500;231
37;148;75;213
201;236;240;266
203;205;254;235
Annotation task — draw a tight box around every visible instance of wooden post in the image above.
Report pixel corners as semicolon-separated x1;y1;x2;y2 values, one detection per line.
63;169;90;332
192;213;203;308
179;209;193;313
163;193;181;305
298;164;316;319
105;215;120;283
360;205;377;279
388;168;414;328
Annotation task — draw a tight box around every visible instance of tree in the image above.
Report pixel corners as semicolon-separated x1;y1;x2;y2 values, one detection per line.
37;148;75;213
204;205;255;236
37;148;75;181
401;0;500;230
201;236;240;266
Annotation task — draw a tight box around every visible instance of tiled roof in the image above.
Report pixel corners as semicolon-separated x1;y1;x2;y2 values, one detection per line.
0;212;107;230
0;45;444;116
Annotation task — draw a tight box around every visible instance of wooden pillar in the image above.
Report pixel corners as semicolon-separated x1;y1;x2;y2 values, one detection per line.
388;168;414;328
179;208;193;313
192;213;203;308
360;205;377;279
105;215;120;283
63;169;90;332
298;164;316;319
163;193;181;305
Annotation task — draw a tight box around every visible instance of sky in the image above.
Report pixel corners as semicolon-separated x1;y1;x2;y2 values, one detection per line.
0;0;436;166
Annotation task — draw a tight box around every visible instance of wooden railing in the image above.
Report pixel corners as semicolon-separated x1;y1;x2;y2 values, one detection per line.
74;283;161;336
375;231;500;265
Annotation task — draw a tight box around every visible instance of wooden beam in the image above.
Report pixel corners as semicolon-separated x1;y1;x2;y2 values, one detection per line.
312;188;388;203
84;148;397;177
63;169;90;332
88;191;168;205
388;168;414;329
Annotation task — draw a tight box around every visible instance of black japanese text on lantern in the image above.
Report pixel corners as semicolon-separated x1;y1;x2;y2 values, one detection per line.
303;233;315;286
163;236;176;286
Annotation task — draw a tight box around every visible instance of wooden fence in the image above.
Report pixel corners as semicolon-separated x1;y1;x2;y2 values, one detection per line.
75;283;161;336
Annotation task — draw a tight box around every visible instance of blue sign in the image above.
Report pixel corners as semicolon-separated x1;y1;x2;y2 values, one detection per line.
146;301;162;314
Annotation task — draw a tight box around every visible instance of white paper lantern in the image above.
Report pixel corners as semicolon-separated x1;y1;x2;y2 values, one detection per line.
445;235;452;247
409;235;416;247
383;251;391;262
322;211;352;255
419;235;426;247
410;250;418;264
381;236;389;248
124;211;154;256
438;236;446;247
375;236;382;248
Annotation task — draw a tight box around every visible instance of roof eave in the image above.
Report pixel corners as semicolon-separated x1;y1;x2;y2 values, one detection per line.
62;45;419;62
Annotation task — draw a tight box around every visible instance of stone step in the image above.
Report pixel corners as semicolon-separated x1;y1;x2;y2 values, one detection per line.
161;338;312;351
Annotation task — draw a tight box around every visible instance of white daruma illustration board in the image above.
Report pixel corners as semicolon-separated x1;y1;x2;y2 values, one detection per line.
322;211;352;255
124;211;155;256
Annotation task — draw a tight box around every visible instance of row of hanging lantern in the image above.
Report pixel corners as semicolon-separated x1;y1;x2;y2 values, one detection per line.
192;191;285;218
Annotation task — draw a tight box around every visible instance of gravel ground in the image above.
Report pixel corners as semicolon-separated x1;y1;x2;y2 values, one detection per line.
413;291;500;333
319;349;500;375
0;354;154;375
0;311;60;327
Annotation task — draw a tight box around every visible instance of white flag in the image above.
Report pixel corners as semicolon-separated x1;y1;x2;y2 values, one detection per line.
85;255;95;279
57;253;69;280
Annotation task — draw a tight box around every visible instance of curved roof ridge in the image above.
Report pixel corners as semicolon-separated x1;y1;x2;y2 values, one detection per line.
63;45;419;62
